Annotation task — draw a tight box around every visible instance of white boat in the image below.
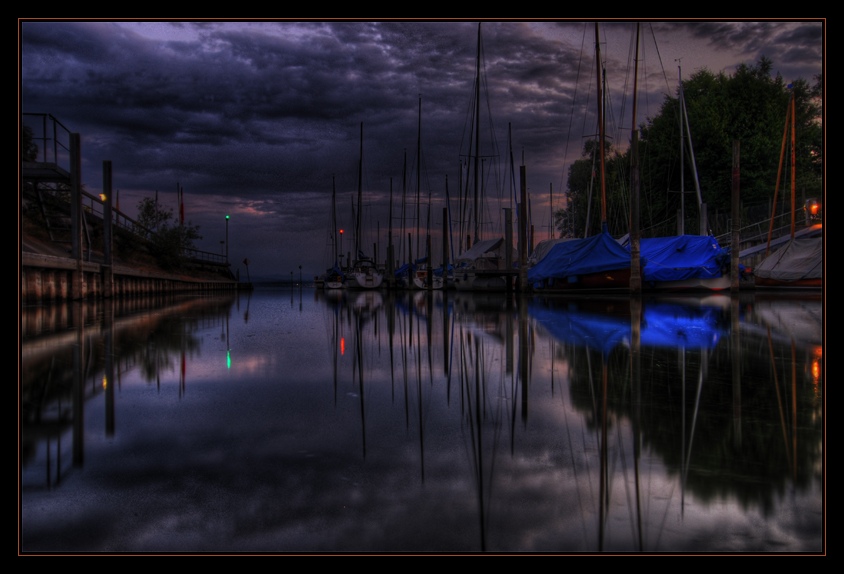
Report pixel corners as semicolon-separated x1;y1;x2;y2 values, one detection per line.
347;257;383;290
452;237;513;292
411;263;444;290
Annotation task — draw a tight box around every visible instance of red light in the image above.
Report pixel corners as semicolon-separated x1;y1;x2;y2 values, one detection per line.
339;229;344;234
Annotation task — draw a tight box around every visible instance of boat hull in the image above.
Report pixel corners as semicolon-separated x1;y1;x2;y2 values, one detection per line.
453;270;512;292
642;274;732;292
412;270;444;290
530;268;632;294
752;277;822;289
348;271;383;290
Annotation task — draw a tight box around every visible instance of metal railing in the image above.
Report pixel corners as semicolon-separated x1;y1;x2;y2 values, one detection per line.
79;190;227;265
23;113;230;272
22;113;73;170
714;209;815;257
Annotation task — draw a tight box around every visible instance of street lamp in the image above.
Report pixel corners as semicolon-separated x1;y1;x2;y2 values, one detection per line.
225;214;230;264
339;228;344;264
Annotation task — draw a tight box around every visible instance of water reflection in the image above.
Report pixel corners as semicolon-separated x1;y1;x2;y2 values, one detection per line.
20;288;823;553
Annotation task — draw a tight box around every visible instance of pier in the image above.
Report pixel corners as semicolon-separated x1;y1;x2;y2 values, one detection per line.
21;113;243;305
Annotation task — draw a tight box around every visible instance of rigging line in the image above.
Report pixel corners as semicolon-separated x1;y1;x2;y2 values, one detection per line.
561;22;591;194
644;22;675;99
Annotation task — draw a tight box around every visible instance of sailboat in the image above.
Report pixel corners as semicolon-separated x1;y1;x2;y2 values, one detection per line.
628;63;732;292
323;176;346;290
407;95;443;291
347;122;384;290
411;216;444;290
451;22;515;293
527;22;635;293
752;89;823;289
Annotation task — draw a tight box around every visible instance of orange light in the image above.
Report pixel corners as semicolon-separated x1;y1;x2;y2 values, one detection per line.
340;337;345;355
339;229;344;234
811;346;822;382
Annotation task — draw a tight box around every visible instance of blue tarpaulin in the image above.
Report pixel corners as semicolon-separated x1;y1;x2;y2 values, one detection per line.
527;231;631;285
529;298;726;355
640;300;727;349
529;302;630;356
638;235;728;283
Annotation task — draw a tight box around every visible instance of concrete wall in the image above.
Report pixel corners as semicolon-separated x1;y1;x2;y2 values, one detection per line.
21;252;239;305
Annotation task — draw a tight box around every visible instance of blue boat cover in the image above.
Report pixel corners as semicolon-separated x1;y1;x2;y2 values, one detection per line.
639;235;728;282
640;300;726;349
529;299;726;355
529;302;629;356
433;264;454;277
527;230;631;285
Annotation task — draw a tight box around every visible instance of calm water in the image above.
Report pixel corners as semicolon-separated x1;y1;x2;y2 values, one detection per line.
20;287;824;554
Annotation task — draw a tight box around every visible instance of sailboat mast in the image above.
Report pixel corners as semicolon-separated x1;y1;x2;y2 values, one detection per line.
677;64;705;233
332;175;338;264
630;22;642;293
789;93;796;237
596;22;608;230
388;176;394;276
766;91;794;255
356;122;363;257
679;65;685;235
445;174;455;263
416;95;422;261
401;148;407;265
473;22;482;244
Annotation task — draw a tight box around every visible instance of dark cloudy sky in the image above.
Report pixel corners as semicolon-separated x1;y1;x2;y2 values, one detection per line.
19;19;824;280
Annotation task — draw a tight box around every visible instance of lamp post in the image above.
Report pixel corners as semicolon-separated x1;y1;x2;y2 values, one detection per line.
299;265;302;286
225;214;230;264
339;228;344;266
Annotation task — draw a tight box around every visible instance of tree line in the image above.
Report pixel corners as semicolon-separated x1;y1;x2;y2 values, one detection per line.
556;57;823;239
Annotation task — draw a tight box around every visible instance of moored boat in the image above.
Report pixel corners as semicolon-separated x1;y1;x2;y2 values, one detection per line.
528;24;633;294
453;237;514;292
752;234;822;289
751;91;823;290
527;229;634;293
636;234;732;292
346;122;383;291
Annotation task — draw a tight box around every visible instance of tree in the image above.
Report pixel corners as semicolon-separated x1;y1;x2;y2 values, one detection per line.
21;125;38;162
134;196;202;270
135;197;174;237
